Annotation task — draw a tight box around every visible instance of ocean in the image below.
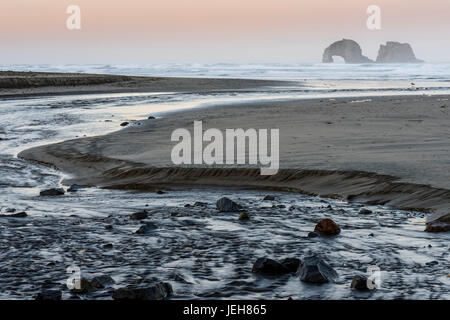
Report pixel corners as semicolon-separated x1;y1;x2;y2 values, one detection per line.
2;62;450;97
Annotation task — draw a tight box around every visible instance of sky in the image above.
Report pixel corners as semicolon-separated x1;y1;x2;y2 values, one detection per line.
1;0;449;64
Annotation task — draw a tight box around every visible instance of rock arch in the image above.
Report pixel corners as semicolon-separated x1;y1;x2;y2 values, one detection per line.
322;39;373;64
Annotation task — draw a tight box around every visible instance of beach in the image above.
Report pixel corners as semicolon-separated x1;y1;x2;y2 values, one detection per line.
17;88;450;231
1;71;449;300
3;0;450;306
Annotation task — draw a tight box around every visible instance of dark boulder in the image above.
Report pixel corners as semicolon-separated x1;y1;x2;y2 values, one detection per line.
69;277;95;294
280;258;301;273
130;210;148;220
120;122;129;127
252;258;290;276
350;275;373;291
359;208;373;215
112;282;173;300
314;218;341;235
263;195;275;201
216;197;240;212
238;212;250;221
69;275;115;293
0;211;27;218
90;275;115;289
297;256;338;284
40;188;65;196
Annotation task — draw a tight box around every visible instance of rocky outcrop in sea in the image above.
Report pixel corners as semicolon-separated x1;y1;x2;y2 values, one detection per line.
323;39;423;64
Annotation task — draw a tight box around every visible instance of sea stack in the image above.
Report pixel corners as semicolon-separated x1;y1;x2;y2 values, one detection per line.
376;41;423;63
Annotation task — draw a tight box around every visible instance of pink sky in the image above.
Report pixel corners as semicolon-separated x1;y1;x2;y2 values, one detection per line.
1;0;449;63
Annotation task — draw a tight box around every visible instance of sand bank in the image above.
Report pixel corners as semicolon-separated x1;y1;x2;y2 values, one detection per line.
0;71;288;98
18;91;450;231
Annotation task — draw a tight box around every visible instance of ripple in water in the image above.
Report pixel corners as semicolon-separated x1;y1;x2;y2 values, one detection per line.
0;187;449;300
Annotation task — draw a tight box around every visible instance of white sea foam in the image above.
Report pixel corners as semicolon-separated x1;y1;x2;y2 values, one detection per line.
2;62;450;80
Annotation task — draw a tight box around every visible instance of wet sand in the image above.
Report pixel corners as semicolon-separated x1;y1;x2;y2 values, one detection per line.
18;90;450;232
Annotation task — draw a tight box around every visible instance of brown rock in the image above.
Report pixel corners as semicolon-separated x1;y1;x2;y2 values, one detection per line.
314;218;341;235
238;212;250;221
